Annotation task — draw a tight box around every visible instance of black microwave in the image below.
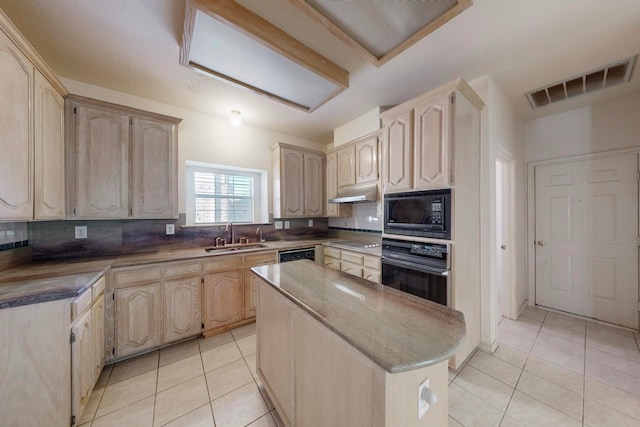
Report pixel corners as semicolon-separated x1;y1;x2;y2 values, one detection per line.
383;189;451;240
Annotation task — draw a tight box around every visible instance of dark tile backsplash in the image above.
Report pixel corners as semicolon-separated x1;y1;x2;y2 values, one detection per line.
30;215;329;261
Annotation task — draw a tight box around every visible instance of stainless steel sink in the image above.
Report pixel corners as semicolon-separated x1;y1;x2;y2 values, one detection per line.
204;244;267;253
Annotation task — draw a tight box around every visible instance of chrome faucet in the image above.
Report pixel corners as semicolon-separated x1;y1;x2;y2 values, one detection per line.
215;237;225;247
226;223;235;244
256;227;264;242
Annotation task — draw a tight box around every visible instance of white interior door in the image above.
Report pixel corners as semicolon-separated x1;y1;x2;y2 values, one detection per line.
535;154;638;328
495;159;511;323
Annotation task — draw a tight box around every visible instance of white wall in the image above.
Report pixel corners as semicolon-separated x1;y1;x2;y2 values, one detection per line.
470;75;526;351
61;78;327;215
525;92;640;162
332;107;382;148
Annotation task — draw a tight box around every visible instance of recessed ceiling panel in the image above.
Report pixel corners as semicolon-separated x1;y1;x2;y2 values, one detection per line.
289;0;472;67
307;0;457;58
181;0;349;113
190;11;338;109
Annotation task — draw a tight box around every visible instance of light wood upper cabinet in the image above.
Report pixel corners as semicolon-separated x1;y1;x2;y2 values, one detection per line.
355;135;379;184
67;96;181;219
34;71;65;220
281;147;304;217
131;117;178;218
74;104;130;219
337;145;356;187
163;276;202;343
325;151;352;218
115;282;162;357
303;151;324;216
414;93;451;190
203;270;243;331
382;111;413;193
272;143;325;218
0;29;33;221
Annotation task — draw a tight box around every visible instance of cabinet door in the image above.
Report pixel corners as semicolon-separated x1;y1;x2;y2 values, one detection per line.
203;270;243;331
257;278;294;425
75;104;129;218
414;93;451;189
91;294;105;383
281;148;304;217
244;269;259;319
325;151;339;217
0;30;33;220
163;276;202;343
34;71;65;220
131;117;177;218
355;135;378;184
382;111;412;193
71;309;93;422
303;152;324;216
336;145;356;187
115;283;162;357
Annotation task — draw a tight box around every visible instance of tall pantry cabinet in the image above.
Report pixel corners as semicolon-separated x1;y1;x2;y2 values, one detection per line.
380;79;484;369
0;10;68;221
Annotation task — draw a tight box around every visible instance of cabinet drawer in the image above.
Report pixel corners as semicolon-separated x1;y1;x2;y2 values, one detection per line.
363;255;380;271
203;255;243;273
244;251;278;267
340;261;363;278
323;247;341;259
363;268;381;284
71;289;92;322
324;257;340;270
92;275;106;300
341;252;364;266
113;266;162;288
164;261;202;279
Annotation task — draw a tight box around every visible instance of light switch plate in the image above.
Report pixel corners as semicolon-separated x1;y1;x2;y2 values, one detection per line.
275;221;283;230
284;221;290;229
75;226;87;239
165;224;175;235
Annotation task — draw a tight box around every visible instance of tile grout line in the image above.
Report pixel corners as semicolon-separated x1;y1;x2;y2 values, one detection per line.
198;337;218;427
581;322;587;427
497;311;546;426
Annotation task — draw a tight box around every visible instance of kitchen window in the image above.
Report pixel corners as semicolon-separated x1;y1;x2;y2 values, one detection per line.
186;161;268;225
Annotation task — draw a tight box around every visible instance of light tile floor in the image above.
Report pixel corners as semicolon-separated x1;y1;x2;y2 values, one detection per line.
80;306;640;427
449;306;640;427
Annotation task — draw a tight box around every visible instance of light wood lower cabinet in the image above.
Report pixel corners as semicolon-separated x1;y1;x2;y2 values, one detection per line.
243;251;278;318
322;246;381;284
163;276;202;342
71;276;106;425
203;270;243;331
115;282;163;358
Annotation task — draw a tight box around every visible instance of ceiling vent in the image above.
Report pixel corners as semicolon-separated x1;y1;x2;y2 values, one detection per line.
526;55;638;109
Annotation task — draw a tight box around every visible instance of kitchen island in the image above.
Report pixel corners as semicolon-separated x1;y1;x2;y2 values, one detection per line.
252;261;466;427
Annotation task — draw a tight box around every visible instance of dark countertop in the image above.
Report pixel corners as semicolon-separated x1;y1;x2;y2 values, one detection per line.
0;239;334;309
252;261;465;373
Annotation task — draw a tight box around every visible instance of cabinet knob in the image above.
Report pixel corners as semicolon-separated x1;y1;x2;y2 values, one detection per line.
421;386;438;405
536;241;545;246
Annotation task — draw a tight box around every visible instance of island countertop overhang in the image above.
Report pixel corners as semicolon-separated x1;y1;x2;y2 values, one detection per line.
251;260;466;373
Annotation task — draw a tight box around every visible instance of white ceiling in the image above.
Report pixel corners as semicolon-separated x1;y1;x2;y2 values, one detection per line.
1;0;638;143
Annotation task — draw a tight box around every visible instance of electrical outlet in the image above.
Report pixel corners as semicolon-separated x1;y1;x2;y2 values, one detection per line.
165;224;175;235
308;219;313;227
275;221;283;230
417;377;437;419
75;226;87;239
284;221;290;229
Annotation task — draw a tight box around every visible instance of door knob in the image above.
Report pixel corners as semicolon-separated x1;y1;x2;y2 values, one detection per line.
501;245;507;250
536;241;545;246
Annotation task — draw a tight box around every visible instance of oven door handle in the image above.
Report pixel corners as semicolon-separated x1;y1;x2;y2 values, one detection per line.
381;257;449;276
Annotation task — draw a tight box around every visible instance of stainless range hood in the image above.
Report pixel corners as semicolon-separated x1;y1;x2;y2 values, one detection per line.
328;183;378;203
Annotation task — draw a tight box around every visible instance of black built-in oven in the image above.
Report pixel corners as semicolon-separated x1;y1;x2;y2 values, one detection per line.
384;189;451;240
381;238;450;306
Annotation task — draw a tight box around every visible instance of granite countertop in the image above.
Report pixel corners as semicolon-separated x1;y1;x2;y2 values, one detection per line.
252;261;465;373
322;240;382;256
0;239;333;309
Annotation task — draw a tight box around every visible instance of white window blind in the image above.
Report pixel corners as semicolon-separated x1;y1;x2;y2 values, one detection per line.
194;171;254;223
